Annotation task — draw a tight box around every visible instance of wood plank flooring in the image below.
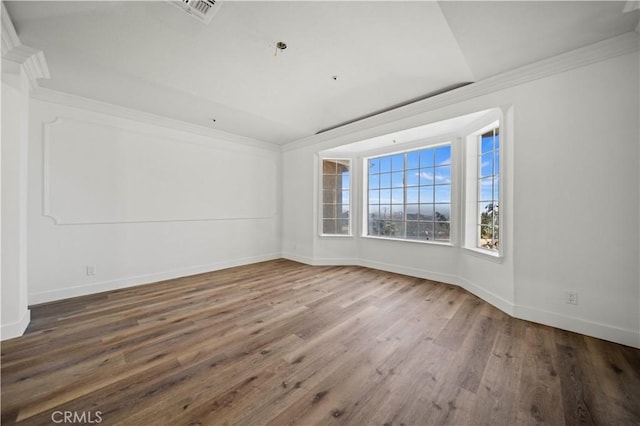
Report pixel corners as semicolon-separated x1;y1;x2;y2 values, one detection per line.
2;259;639;425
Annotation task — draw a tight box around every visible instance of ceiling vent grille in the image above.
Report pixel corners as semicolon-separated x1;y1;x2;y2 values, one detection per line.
168;0;222;24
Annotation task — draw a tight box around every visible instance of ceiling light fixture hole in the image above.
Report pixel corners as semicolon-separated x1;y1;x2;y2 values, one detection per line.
274;41;287;56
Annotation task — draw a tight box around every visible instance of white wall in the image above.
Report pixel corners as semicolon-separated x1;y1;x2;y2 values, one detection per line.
282;49;639;348
511;52;639;345
28;98;282;304
1;60;31;339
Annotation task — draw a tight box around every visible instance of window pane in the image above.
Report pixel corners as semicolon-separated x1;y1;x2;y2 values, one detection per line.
391;154;404;172
406;187;419;203
420;186;434;203
494;134;500;150
369;173;380;190
379;220;397;236
323;160;337;174
487;202;498;221
434;166;451;184
391;204;405;219
480;153;493;177
406;170;420;186
368;158;379;174
419;169;434;186
407;152;419;170
435;222;450;241
323;204;336;218
435;204;450;221
336;219;349;234
479;225;497;249
369;220;379;236
340;203;350;217
419;204;434;220
435;145;451;166
380;189;391;204
406;221;422;239
389;221;405;237
380;156;392;173
481;136;493;154
478;202;494;225
421;222;434;240
368;204;379;219
494;151;500;174
323;219;336;234
340;190;349;205
323;190;336;203
435;185;451;203
406;204;419;219
341;173;350;190
368;189;379;204
391;172;404;188
420;149;434;168
391;188;404;204
380;173;391;188
479;178;493;201
322;175;336;190
380;205;391;219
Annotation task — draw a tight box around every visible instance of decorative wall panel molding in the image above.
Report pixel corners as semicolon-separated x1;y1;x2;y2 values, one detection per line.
43;117;278;224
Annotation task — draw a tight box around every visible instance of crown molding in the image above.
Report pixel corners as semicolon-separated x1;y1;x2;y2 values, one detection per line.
2;2;50;85
30;87;281;152
283;31;640;152
1;2;20;55
3;45;50;80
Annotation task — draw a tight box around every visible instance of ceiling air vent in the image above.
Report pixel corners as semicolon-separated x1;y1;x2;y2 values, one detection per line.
168;0;222;24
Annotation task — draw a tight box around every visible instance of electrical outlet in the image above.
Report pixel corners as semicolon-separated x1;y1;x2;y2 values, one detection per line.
86;265;96;276
565;291;578;305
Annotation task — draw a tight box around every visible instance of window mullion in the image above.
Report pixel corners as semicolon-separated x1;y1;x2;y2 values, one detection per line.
403;152;407;238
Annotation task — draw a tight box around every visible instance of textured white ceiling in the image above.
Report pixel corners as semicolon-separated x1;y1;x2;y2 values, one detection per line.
5;1;638;144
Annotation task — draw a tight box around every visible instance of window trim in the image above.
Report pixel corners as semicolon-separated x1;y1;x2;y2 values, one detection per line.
361;234;454;246
362;141;453;244
462;115;504;259
318;157;353;238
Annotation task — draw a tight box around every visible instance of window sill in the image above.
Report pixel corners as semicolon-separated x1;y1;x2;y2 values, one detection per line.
462;246;503;263
319;234;354;239
361;235;454;247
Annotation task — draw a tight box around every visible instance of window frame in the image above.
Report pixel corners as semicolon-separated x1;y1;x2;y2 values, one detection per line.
318;157;353;237
361;140;454;245
463;116;504;258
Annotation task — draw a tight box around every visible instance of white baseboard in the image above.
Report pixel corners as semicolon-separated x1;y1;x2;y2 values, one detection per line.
284;253;640;349
357;258;459;287
1;309;31;341
456;275;515;317
28;253;281;305
514;304;640;349
281;252;319;265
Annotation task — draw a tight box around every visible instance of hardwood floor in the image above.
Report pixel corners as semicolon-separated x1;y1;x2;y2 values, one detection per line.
2;259;639;425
